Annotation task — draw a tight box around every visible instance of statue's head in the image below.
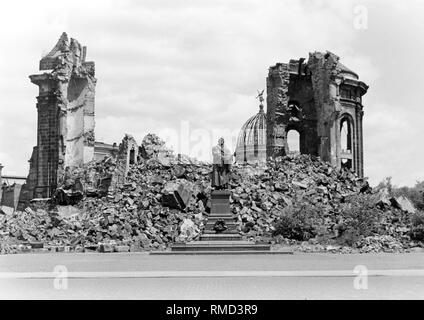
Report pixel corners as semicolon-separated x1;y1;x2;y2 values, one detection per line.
218;137;224;146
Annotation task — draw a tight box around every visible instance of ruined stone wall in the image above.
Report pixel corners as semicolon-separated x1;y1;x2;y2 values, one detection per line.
28;33;96;198
0;164;2;204
110;134;139;192
266;63;290;158
307;51;343;166
1;184;23;211
287;73;318;155
26;147;38;194
267;62;319;158
17;147;39;207
358;110;364;177
32;89;61;197
266;51;367;177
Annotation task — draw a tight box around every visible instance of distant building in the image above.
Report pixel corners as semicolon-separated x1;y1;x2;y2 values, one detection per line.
1;175;26;185
235;103;267;164
94;141;119;162
0;164;27;212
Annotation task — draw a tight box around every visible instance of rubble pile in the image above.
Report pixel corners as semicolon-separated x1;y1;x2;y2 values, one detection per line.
1;134;423;254
0;134;213;253
54;157;116;205
230;155;369;236
0;206;66;254
230;155;423;252
139;133;174;161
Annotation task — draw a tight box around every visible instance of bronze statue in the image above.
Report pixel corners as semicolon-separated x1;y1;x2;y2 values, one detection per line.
211;137;233;190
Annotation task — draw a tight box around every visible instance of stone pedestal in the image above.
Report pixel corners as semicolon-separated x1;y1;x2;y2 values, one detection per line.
171;189;272;252
210;190;231;214
201;190;241;241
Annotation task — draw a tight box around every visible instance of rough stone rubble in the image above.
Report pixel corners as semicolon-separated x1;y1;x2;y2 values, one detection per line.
1;134;422;254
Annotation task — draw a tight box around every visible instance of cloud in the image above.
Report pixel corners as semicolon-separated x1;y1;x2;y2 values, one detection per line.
0;0;423;187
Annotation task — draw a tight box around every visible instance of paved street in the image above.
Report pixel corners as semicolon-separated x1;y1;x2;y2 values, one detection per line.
1;252;424;299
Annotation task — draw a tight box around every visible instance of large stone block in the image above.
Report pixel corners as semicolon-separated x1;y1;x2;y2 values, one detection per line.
162;180;193;210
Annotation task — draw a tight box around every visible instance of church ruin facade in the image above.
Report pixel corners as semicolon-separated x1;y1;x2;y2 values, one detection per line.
24;33;125;199
265;51;368;177
27;33;97;198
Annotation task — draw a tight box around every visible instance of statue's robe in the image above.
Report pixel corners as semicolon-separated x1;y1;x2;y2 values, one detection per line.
211;144;233;189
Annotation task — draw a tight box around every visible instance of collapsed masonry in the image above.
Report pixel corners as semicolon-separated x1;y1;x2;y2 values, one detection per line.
266;52;368;177
26;32;97;198
2;151;421;254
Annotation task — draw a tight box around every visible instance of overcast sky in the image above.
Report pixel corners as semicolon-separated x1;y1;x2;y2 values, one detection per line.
0;0;423;187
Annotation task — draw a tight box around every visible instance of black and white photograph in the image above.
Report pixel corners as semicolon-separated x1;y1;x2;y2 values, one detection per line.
0;0;424;309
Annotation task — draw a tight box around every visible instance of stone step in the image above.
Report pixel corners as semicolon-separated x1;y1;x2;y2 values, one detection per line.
200;236;243;242
210;208;230;215
204;228;237;234
207;216;236;223
191;240;251;245
171;241;271;252
202;229;239;234
205;218;236;222
151;250;293;255
206;212;235;217
205;221;237;226
204;223;237;230
206;218;236;222
200;233;243;241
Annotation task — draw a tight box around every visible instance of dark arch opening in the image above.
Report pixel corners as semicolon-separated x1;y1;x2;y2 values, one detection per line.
341;158;352;170
129;148;135;165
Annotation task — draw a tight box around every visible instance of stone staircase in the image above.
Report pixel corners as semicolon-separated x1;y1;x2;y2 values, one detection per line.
171;190;272;253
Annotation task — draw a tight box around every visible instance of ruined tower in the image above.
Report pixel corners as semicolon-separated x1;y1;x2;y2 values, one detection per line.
266;51;368;177
28;32;96;198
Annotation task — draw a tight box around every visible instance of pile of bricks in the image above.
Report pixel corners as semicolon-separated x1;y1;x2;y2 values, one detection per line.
0;135;422;254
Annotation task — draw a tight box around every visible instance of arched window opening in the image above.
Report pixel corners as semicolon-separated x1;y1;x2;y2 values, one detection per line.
340;116;354;170
287;129;300;154
340;118;352;154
